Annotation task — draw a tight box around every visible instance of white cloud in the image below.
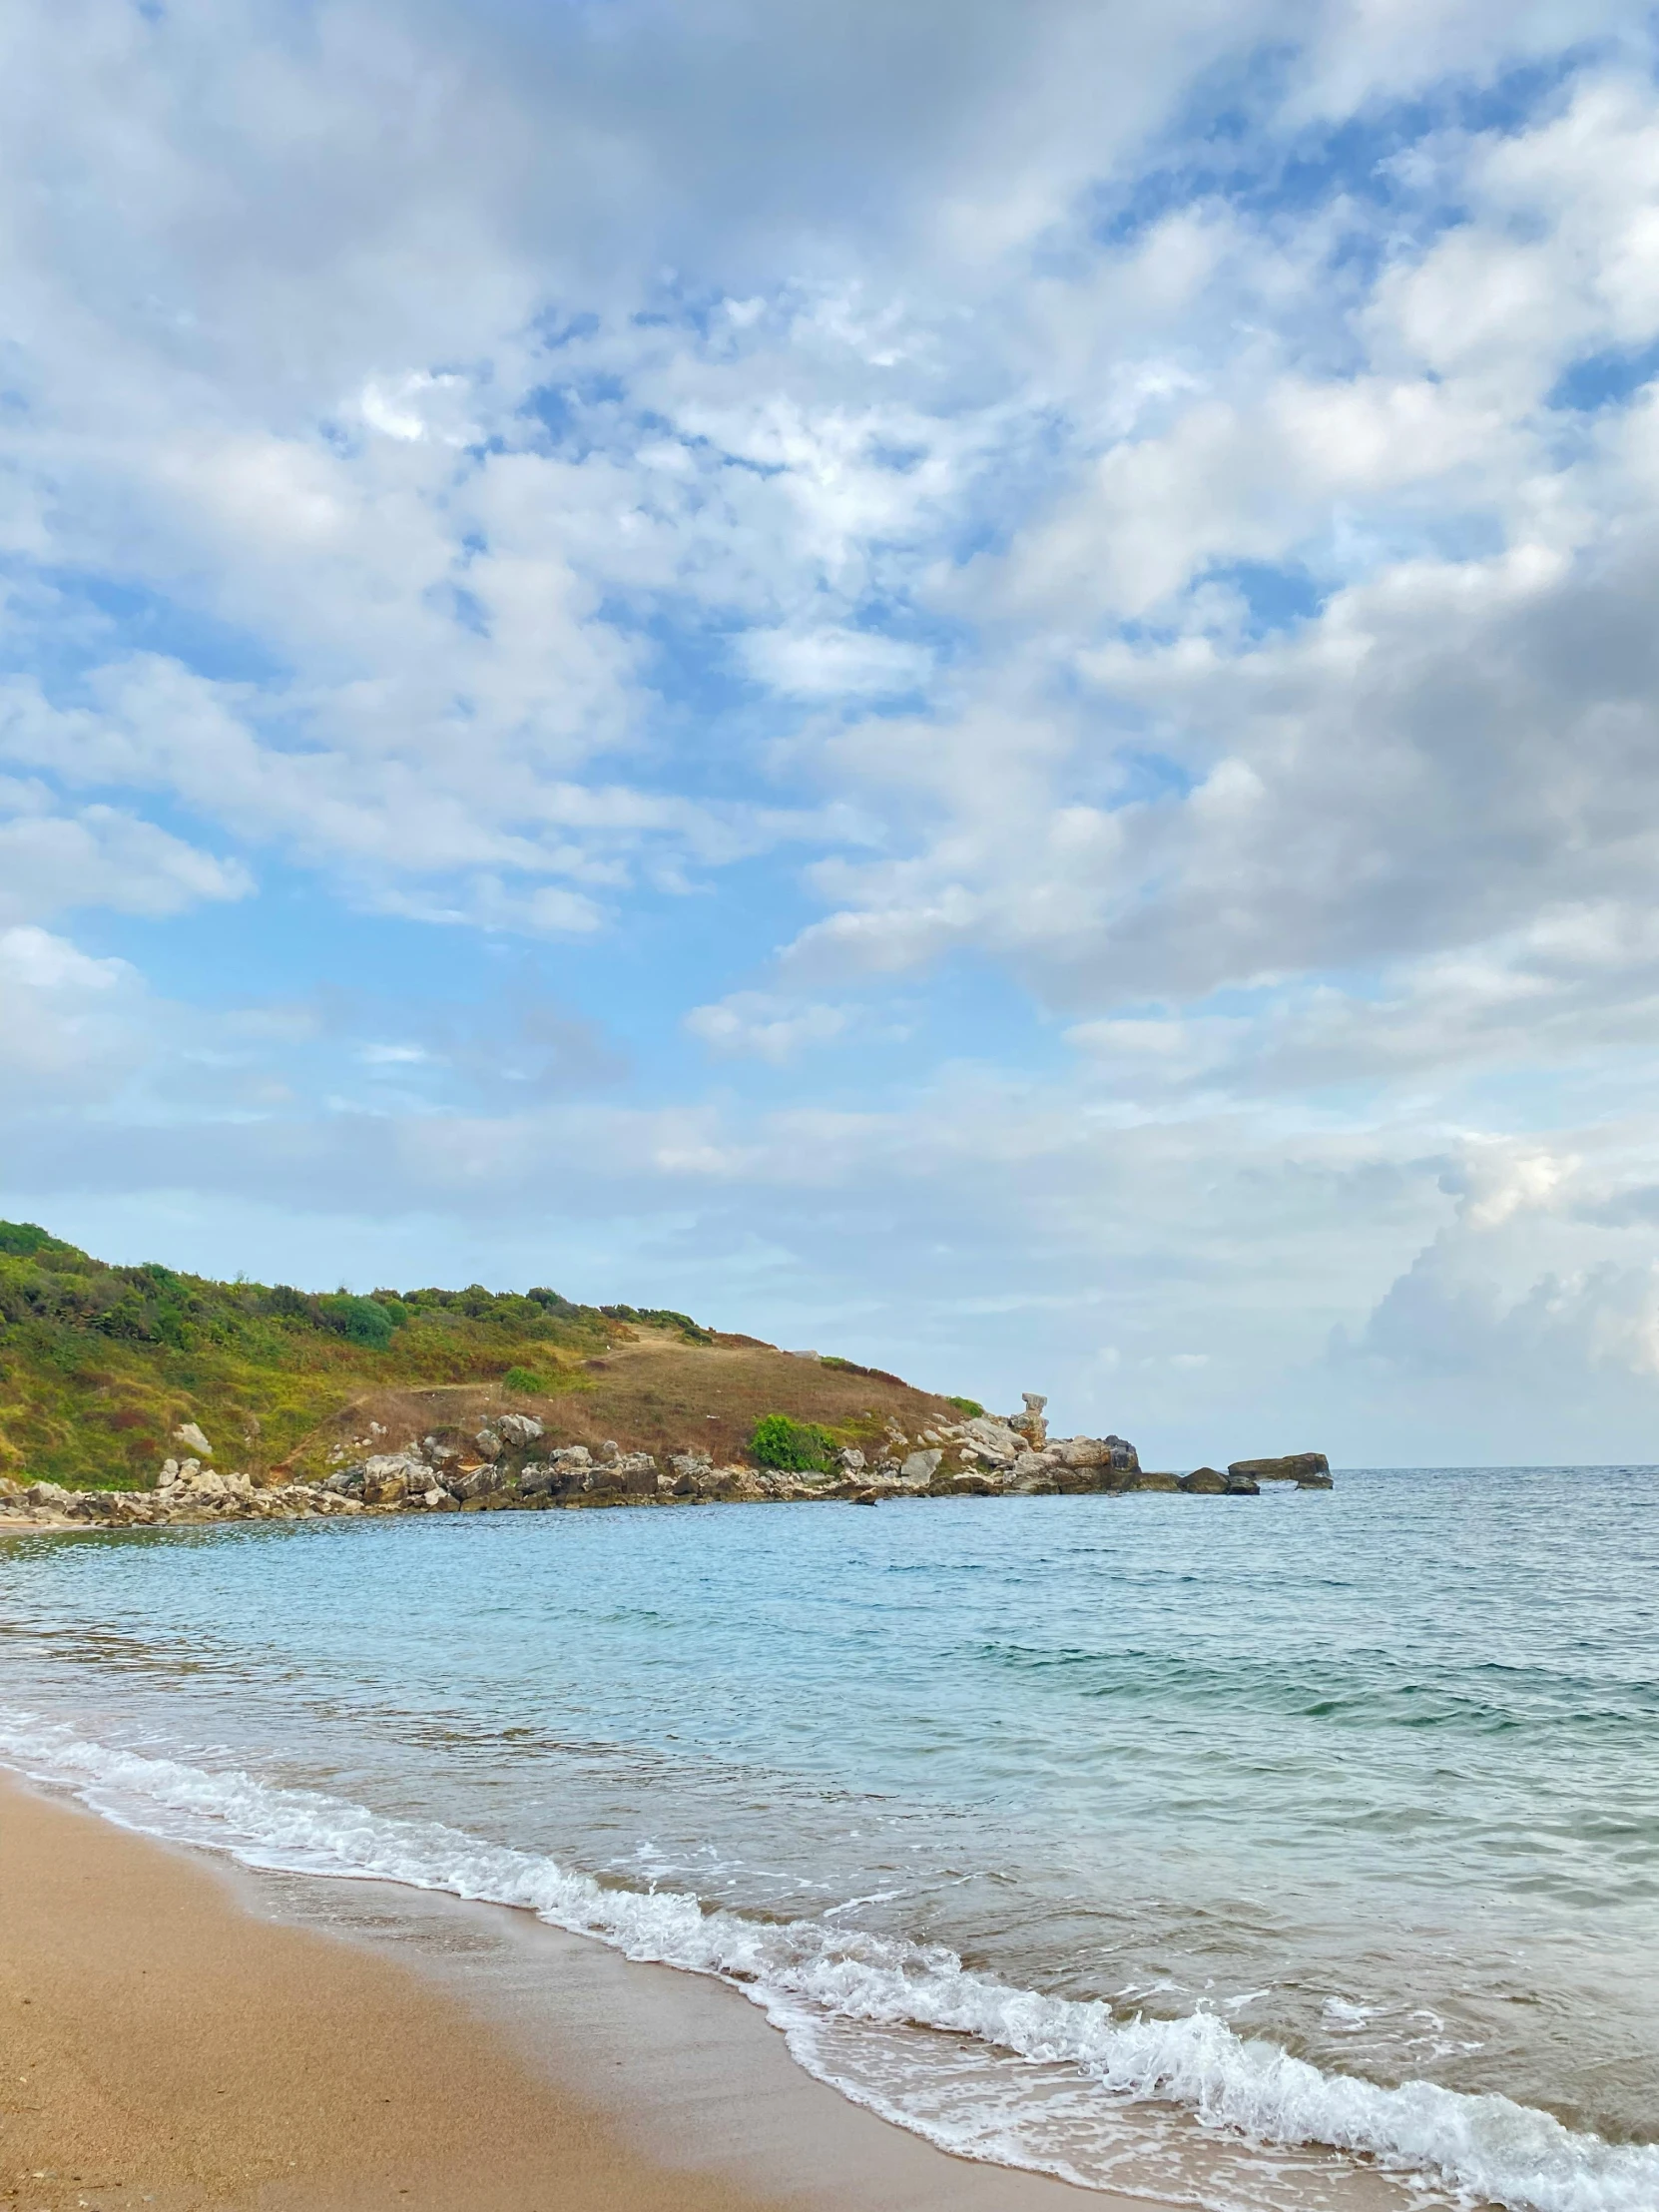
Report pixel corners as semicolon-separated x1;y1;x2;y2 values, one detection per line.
685;992;852;1062
0;784;252;924
0;925;149;1099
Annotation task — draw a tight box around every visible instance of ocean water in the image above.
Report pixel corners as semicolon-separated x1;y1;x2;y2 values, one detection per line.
1;1468;1655;2212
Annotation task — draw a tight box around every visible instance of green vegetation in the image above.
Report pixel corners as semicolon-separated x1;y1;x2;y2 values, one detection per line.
750;1412;836;1471
0;1223;624;1489
819;1353;908;1386
502;1367;544;1394
946;1395;985;1417
600;1304;714;1345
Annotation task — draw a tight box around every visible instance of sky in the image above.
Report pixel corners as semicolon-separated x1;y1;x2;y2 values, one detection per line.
7;0;1659;1466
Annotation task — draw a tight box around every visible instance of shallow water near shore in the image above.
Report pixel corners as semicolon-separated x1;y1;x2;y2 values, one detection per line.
1;1468;1655;2212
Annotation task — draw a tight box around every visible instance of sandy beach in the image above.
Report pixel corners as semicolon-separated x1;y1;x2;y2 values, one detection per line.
0;1775;1159;2212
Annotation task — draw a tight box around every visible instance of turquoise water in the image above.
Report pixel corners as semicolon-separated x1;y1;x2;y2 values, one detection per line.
2;1469;1656;2212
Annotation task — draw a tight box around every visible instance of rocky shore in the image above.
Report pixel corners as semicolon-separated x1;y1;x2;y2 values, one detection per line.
0;1394;1331;1529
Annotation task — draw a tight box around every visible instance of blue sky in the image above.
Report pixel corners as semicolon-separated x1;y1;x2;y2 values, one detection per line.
8;0;1659;1464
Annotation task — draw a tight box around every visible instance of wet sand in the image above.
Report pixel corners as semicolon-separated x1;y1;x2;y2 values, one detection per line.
0;1776;1138;2212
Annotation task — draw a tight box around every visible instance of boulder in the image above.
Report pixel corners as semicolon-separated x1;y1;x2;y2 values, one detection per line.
1124;1470;1181;1492
361;1451;425;1506
1180;1466;1228;1493
496;1413;544;1447
1228;1453;1332;1488
900;1448;943;1483
962;1416;1024;1463
173;1422;214;1457
610;1452;659;1496
473;1427;502;1460
1225;1471;1260;1495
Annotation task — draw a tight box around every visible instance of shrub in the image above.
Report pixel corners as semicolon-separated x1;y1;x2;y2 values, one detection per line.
503;1366;542;1393
316;1294;395;1351
946;1395;985;1417
750;1412;835;1471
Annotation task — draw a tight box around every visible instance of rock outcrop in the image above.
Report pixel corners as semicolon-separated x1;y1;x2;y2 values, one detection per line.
0;1407;1333;1527
1180;1466;1260;1494
1228;1453;1333;1488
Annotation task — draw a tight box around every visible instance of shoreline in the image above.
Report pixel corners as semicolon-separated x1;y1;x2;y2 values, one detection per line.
0;1772;1152;2212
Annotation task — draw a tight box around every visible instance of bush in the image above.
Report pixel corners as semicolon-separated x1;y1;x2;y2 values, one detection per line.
946;1395;985;1417
750;1412;835;1471
316;1294;395;1351
503;1366;542;1393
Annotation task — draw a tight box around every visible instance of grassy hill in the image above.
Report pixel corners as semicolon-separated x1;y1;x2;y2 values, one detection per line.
0;1222;984;1489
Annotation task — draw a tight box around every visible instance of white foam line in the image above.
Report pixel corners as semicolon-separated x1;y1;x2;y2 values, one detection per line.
1;1714;1652;2212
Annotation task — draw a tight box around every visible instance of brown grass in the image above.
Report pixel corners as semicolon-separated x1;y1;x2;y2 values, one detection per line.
278;1329;979;1476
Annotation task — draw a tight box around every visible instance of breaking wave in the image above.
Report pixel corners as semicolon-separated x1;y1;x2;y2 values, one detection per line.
1;1713;1653;2212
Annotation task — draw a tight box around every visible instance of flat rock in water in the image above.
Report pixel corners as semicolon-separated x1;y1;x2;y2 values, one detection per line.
1228;1452;1333;1488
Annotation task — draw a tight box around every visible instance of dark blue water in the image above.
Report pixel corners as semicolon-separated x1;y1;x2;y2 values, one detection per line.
2;1469;1654;2212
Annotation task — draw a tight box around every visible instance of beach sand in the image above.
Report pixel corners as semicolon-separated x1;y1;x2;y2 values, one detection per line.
0;1776;1151;2212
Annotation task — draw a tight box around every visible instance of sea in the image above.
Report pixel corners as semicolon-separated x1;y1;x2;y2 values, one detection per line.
1;1467;1654;2212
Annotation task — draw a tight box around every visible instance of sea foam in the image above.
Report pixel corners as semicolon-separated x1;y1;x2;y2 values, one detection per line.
2;1712;1653;2212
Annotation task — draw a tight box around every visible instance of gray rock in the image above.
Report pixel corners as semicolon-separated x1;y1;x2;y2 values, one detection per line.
962;1416;1024;1463
900;1448;943;1483
173;1422;214;1457
361;1451;426;1505
496;1413;544;1447
473;1428;502;1460
614;1452;659;1495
